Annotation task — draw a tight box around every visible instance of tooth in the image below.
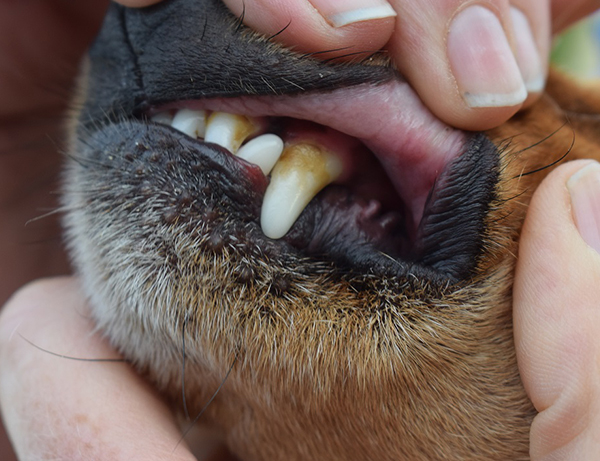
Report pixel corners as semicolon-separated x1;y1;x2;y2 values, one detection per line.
151;111;173;125
261;143;343;239
170;109;207;138
204;112;257;153
236;134;284;175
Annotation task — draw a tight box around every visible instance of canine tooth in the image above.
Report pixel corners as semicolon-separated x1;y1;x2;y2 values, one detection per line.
204;112;257;153
151;112;173;125
261;143;343;239
236;134;284;175
170;109;207;138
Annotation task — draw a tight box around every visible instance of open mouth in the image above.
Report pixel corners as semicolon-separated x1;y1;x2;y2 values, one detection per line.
74;0;501;283
138;78;498;281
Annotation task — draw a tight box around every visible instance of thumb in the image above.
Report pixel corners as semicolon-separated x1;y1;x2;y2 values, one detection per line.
514;160;600;459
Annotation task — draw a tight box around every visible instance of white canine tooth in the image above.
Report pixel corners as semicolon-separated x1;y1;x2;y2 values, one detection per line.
151;112;173;125
170;109;207;138
261;143;343;239
236;134;284;175
204;112;257;153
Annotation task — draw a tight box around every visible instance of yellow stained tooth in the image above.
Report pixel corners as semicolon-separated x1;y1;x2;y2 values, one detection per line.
261;143;343;240
204;112;257;153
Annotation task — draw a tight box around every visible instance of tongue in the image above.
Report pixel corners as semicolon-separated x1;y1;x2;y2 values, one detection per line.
171;79;466;230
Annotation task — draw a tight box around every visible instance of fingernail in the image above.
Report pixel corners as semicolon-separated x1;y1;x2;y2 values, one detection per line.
448;6;527;108
510;7;545;93
309;0;397;28
567;162;600;253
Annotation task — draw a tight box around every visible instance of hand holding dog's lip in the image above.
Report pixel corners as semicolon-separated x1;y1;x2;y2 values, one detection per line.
219;0;551;131
214;0;595;131
113;0;600;131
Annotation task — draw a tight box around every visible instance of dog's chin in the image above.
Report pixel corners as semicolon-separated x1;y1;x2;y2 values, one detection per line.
62;0;600;459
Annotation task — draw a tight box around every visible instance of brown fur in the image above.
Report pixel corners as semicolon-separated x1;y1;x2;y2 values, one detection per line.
172;73;600;460
64;69;600;460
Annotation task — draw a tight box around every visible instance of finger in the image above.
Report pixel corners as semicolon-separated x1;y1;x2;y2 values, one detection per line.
509;0;551;109
514;161;600;459
220;0;548;131
552;0;600;32
221;0;396;59
0;278;197;461
386;0;550;130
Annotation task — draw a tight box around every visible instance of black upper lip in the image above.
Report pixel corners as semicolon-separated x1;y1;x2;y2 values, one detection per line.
77;0;501;284
80;0;398;130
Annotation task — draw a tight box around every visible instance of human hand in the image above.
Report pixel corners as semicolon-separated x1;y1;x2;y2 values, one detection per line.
0;278;236;460
214;0;599;130
514;160;600;459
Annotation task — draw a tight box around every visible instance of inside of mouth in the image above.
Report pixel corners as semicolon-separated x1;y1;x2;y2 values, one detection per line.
148;108;430;262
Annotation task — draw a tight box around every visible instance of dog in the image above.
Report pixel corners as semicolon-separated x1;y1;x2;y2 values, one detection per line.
62;0;600;459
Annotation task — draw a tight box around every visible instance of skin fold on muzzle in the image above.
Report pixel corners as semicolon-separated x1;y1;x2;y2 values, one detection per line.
62;0;600;459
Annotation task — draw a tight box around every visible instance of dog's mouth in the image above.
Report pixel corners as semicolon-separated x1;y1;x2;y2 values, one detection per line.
152;80;464;241
139;79;498;280
75;0;500;283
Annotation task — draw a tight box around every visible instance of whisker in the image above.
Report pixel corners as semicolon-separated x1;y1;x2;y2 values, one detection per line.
175;353;238;451
496;188;528;205
201;15;208;41
267;20;292;41
301;45;355;59
517;133;574;178
321;49;384;64
181;314;190;420
511;121;567;156
25;207;69;226
280;77;305;91
18;332;125;363
511;119;575;179
233;1;246;34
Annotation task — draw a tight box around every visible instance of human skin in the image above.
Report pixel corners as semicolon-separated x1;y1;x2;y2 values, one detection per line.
0;0;599;459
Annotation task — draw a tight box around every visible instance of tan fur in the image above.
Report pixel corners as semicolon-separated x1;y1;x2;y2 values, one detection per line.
64;71;600;460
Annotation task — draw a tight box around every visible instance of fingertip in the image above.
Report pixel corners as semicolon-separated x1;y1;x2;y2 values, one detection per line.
566;161;600;253
384;0;528;131
514;160;599;343
448;5;526;106
221;0;395;59
520;89;544;111
308;0;397;28
514;160;600;458
514;159;600;384
510;1;551;111
433;103;522;132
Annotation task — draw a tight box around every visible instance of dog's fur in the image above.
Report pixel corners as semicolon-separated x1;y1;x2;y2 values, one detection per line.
63;1;600;459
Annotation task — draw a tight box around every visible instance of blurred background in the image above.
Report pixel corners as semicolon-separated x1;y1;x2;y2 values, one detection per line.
552;10;600;77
